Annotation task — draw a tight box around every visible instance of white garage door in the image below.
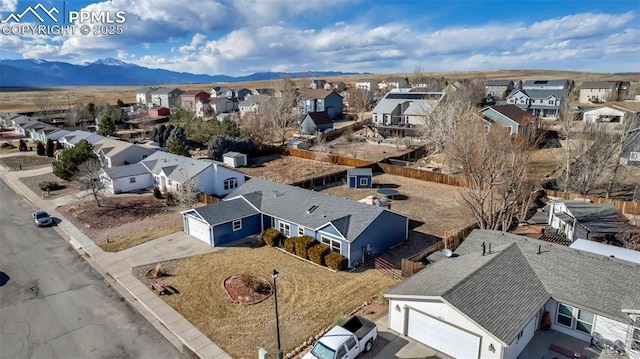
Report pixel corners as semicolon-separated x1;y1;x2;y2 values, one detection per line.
186;216;211;245
407;308;480;359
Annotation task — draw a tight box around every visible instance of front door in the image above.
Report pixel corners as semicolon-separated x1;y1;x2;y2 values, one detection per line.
349;176;356;188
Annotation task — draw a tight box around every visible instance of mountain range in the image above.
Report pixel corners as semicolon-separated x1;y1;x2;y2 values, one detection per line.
0;58;368;87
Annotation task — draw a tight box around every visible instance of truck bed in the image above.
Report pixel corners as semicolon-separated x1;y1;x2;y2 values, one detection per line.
341;315;376;341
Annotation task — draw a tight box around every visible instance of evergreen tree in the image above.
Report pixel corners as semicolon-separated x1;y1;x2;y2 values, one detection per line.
46;138;55;157
97;115;116;136
36;141;45;156
19;139;27;152
52;140;98;180
166;127;191;157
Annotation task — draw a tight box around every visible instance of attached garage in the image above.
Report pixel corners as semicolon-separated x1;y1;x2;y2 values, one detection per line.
185;215;211;245
406;308;481;359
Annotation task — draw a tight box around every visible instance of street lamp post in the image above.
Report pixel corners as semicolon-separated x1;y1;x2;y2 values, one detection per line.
271;269;283;359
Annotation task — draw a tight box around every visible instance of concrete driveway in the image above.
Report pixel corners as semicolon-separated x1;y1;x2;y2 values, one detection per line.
116;231;219;267
373;315;453;359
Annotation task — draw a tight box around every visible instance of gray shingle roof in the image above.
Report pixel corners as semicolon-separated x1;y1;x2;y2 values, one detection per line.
520;89;565;100
194;197;259;226
227;178;406;242
153;88;183;95
486;80;513;86
561;200;632;234
387;229;640;344
581;81;617;90
347;168;372;176
140;151;222;182
103;163;149;179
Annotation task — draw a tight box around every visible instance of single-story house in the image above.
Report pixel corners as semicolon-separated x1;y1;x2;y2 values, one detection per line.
59;130;107;149
181;178;409;265
11;115;38;136
140;151;245;196
346;168;373;188
100;163;154;194
300;112;333;135
582;104;638;124
94;137;155;168
222;152;247;168
385;229;640;359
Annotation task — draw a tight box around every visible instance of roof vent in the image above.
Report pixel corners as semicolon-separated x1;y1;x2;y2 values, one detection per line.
537;245;541;255
481;242;486;256
306;205;318;214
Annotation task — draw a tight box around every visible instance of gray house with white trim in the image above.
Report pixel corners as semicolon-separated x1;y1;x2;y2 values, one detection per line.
182;178;409;265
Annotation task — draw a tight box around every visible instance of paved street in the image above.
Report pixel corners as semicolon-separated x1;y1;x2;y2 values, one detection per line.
0;178;183;359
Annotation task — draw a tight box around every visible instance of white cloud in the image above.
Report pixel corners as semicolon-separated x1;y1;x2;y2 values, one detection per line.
0;0;17;12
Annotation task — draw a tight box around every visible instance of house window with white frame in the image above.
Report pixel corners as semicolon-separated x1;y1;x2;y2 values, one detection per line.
153;176;159;184
129;177;136;183
279;222;291;237
359;178;368;186
224;177;238;190
630;152;640;161
321;235;341;253
298;226;305;236
556;303;594;334
548;99;555;105
232;220;242;231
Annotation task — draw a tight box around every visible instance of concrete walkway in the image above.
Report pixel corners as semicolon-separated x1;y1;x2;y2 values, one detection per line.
0;165;231;359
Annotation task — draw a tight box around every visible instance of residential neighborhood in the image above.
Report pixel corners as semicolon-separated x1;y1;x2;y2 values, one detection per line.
1;2;639;359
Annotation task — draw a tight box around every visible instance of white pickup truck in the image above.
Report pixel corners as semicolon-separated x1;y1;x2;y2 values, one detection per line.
303;315;377;359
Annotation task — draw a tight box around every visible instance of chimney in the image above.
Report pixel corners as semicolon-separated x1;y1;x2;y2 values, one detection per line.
481;242;486;256
537;245;541;255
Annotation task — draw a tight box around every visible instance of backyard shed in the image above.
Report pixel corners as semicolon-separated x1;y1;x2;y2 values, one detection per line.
347;168;373;188
223;151;248;168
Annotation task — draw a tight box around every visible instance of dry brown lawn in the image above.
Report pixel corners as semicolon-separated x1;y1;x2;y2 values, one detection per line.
0;154;53;170
148;246;398;359
19;172;79;198
321;173;476;238
238;154;351;184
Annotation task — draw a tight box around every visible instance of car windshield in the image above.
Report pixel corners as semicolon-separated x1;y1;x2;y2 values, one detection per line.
36;212;49;219
310;342;336;359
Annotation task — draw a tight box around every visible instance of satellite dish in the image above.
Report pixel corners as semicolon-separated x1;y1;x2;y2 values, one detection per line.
442;249;453;258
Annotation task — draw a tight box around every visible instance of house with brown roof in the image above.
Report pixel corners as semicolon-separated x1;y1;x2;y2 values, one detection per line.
480;104;540;137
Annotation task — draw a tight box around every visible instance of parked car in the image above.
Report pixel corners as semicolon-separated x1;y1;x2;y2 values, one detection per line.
33;211;53;227
303;315;377;359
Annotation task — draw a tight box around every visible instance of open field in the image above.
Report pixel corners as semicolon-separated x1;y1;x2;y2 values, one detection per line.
134;245;398;359
320;173;476;239
2;70;637;113
311;136;409;162
238;154;351;184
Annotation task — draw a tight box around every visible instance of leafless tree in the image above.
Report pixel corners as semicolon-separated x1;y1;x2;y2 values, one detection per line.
347;88;371;122
419;95;476;155
75;158;105;207
446;117;539;230
32;96;56;120
606;113;640;198
558;92;578;192
263;77;300;145
239;110;274;144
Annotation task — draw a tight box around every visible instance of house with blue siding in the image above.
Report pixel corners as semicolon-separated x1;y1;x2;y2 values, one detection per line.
181;178;409;266
297;88;344;120
346;168;373;188
300;112;333;135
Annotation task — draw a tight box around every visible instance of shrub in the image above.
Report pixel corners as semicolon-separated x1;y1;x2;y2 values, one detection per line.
262;228;283;247
325;252;348;271
153;187;162;199
294;235;316;260
39;181;58;191
284;237;296;254
308;243;330;265
332;314;351;327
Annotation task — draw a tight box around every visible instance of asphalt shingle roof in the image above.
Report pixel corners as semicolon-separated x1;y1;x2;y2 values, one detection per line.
194;197;259;226
140;151;223;182
581;81;617;90
226;177;406;242
103;163;149;179
347;168;372;176
387;229;640;344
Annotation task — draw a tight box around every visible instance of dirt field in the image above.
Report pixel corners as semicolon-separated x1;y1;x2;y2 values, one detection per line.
311;135;410;162
320;173;476;239
19;172;79;198
238;154;351;184
133;245;399;359
0;153;53;170
57;194;187;252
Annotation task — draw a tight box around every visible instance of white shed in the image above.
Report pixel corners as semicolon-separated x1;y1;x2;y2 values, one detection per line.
223;152;247;168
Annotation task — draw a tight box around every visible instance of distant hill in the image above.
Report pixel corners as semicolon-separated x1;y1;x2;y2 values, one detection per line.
0;58;367;87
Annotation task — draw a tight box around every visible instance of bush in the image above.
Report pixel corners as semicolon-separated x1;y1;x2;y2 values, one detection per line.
308;243;330;266
294;235;316;260
332;314;351;327
325;252;348;271
153;187;162;199
39;181;58;191
262;228;283;247
284;237;296;254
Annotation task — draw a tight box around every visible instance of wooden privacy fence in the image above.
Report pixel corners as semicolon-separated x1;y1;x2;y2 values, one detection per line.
378;163;470;188
291;170;348;190
283;147;375;167
199;193;221;205
401;258;426;277
374;257;403;280
545;190;640;215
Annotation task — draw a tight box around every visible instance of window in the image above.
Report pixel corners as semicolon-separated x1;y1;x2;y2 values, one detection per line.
224;177;238;190
271;217;275;228
631;324;640;351
548;99;555;105
359;178;368;186
576;309;594;334
346;337;357;350
298;226;305;236
176;183;182;192
321;236;341;253
232;220;242;231
167;179;172;185
154;176;159;184
279;222;291;237
556;303;573;327
630;152;640;161
336;346;346;359
129;177;136;183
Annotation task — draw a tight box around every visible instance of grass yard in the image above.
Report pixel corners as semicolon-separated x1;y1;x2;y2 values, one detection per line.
19;172;79;198
147;246;399;359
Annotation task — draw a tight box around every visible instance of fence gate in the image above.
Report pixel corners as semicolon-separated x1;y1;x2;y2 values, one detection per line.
373;257;402;280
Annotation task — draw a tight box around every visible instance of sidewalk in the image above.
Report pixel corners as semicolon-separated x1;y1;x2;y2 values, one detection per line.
0;166;231;359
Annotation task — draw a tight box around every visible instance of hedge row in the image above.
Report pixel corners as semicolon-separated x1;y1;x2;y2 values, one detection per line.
262;228;348;271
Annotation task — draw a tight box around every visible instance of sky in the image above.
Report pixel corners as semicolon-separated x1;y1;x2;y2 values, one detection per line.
0;0;639;76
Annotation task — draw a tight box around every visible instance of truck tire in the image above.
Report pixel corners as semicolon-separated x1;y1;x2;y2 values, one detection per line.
364;339;373;352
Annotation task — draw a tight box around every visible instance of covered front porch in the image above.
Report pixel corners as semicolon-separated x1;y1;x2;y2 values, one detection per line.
518;329;628;359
